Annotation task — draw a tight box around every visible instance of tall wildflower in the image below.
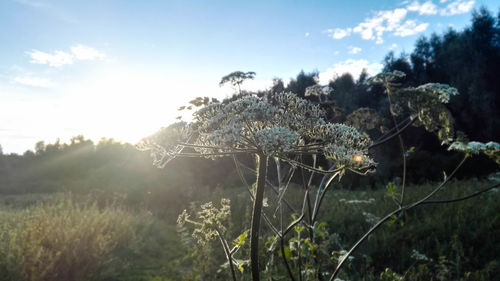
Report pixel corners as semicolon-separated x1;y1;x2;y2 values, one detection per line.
138;92;375;281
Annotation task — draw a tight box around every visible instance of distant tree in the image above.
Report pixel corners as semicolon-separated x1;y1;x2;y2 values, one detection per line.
35;141;45;155
285;70;318;97
219;71;256;94
270;78;285;94
382;52;413;84
392;6;500;142
329;73;356;112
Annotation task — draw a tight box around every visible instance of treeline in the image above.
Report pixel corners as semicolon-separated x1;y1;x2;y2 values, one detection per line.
0;136;238;220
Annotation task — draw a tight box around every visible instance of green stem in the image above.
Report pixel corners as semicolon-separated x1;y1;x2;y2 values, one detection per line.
250;153;268;281
215;228;237;281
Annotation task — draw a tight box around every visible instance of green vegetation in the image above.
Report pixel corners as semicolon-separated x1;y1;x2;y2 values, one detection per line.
0;7;499;281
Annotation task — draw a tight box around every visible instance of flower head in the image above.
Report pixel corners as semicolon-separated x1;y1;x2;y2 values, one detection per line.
141;92;375;171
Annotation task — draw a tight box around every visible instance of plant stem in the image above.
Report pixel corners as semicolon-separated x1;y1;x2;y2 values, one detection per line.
215;228;237;281
250;153;268;281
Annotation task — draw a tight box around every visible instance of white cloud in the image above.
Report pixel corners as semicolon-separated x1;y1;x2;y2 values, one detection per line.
348;46;362;54
28;50;74;67
333;51;340;55
407;1;438;15
352;8;410;44
394;20;429;36
27;45;105;67
326;28;352;39
325;0;475;44
318;59;383;84
305;32;310;37
389;43;398;50
13;76;53;88
70;45;105;60
440;0;475;16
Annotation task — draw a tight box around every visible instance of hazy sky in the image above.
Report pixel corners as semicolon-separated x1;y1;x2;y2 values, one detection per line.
0;0;497;153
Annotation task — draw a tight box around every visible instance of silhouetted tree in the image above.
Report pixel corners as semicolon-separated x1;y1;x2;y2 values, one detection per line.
219;71;256;94
285;70;318;97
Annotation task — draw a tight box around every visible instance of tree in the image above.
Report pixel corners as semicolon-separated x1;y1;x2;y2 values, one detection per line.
270;78;285;94
219;71;256;94
329;73;356;112
285;70;318;98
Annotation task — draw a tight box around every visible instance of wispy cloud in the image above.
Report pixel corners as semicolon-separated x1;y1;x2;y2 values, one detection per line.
440;0;474;16
70;45;106;61
27;45;105;67
28;50;74;67
326;0;475;43
407;1;438;15
305;32;310;37
394;20;429;36
326;28;352;39
319;59;383;83
348;46;362;54
13;76;53;88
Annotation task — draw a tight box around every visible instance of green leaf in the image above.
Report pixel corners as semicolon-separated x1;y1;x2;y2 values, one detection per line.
237;262;245;273
283;246;291;261
233;230;248;246
295;225;305;233
387;214;397;227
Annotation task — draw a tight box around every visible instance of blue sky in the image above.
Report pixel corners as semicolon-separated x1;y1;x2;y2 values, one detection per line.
0;0;498;153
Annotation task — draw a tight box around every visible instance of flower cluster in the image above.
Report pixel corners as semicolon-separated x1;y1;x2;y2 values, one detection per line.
368;70;406;84
308;123;374;168
305;85;331;97
415;83;458;103
190;92;327;156
177;198;231;246
376;76;459;143
141;92;375;171
448;140;500;164
137;121;190;167
254;127;299;155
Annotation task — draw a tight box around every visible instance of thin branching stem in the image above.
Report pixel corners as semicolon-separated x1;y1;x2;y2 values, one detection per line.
234;157;297;213
215;228;237;281
368;117;416;150
385;83;407;206
280;236;297;281
328;155;468;280
421;182;500;204
279;156;345;174
312;171;340;223
279;184;297;281
232;155;281;236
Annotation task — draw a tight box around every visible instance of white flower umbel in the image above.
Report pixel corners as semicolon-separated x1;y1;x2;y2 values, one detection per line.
448;140;500;164
140;92;375;172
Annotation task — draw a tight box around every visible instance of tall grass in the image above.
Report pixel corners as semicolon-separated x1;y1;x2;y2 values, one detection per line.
0;197;138;281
